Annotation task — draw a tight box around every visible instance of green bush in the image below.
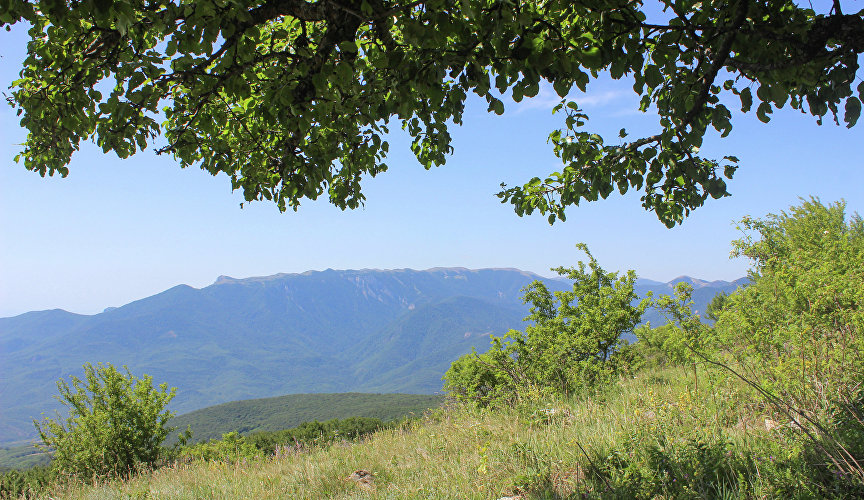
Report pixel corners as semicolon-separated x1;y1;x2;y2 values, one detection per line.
178;432;260;463
715;198;864;404
707;198;864;485
444;244;648;405
0;465;54;499
34;362;176;479
178;417;390;462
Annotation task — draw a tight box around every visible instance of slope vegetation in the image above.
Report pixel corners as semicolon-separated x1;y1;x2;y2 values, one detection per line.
169;393;442;444
41;365;849;499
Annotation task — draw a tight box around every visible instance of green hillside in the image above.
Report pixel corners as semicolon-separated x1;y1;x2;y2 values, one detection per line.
169;393;443;444
0;393;442;470
4;201;860;498
0;268;741;445
0;445;50;472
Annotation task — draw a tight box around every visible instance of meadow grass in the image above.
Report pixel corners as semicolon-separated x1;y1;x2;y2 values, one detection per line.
34;366;827;499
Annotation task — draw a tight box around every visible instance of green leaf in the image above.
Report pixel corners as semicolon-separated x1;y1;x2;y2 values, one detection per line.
771;84;788;107
580;47;603;69
756;84;771;103
740;87;752;112
644;65;663;88
512;85;524;103
127;72;146;92
756;102;772;123
553;79;571;98
844;96;861;128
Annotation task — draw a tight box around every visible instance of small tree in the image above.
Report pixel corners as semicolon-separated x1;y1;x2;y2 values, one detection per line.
34;362;176;479
445;244;649;404
652;282;711;394
704;291;729;323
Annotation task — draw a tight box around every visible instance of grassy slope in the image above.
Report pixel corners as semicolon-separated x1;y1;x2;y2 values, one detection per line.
169;393;444;444
0;446;49;472
47;365;811;499
0;394;444;470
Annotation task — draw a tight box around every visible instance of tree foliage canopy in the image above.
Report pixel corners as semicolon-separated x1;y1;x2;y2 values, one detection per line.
3;0;863;225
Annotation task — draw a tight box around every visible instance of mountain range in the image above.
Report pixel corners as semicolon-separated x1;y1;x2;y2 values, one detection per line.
0;267;746;445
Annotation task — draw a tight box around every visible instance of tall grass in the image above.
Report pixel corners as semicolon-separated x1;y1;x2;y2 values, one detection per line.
35;364;850;499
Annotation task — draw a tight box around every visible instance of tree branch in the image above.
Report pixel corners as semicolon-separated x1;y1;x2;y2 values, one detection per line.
679;0;749;130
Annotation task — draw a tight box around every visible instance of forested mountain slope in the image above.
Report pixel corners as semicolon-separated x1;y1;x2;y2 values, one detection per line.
0;268;743;444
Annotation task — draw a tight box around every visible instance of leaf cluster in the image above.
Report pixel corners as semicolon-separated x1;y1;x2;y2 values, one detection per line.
4;1;862;225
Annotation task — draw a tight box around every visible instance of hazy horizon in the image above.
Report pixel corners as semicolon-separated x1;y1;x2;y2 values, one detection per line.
1;266;748;319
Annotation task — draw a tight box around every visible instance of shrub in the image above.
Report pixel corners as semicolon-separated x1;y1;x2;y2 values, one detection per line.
444;243;649;405
34;362;176;479
716;198;864;403
178;432;259;463
711;198;864;484
640;283;711;367
0;465;54;499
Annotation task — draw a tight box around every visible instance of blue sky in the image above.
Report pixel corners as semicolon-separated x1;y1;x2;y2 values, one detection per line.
1;19;862;317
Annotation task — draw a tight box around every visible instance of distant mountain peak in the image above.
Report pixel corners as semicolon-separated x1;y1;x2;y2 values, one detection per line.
668;276;748;289
669;275;702;286
212;273;293;285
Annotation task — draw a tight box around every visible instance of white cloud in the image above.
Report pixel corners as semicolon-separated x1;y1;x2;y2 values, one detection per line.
511;81;631;114
578;89;630;107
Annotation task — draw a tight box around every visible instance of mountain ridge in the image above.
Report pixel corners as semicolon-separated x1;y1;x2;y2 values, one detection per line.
0;267;744;445
2;269;740;320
